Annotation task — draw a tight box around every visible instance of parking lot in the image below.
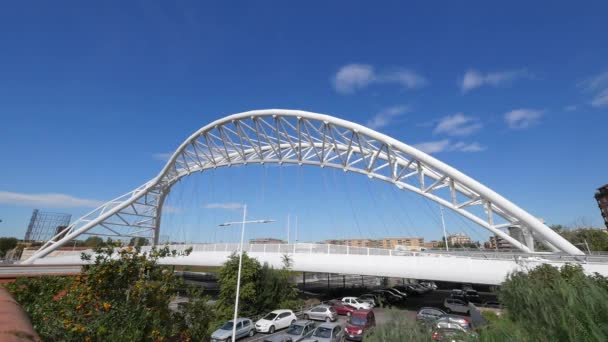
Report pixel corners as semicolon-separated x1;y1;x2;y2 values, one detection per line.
237;289;494;342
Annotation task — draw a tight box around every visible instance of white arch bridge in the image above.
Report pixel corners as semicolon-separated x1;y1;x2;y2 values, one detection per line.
24;109;586;265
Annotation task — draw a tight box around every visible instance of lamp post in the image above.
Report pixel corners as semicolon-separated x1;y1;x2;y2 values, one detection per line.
218;205;274;342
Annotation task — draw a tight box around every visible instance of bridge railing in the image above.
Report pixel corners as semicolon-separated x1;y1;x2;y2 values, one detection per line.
147;243;608;264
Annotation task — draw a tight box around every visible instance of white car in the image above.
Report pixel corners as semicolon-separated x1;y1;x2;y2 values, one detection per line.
255;309;298;334
341;297;371;310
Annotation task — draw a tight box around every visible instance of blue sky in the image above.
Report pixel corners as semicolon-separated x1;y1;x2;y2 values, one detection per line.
0;1;607;243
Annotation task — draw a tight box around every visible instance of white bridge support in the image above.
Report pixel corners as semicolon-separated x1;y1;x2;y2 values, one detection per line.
23;109;583;264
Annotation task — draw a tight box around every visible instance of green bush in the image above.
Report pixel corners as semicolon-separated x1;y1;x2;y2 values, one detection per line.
5;243;214;341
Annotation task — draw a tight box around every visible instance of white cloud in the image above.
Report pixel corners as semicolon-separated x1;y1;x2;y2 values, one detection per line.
413;140;485;154
366;106;409;130
152;152;173;161
379;69;428;89
433;113;482;136
591;89;608;108
504;109;543;129
564;105;579;112
333;64;375;94
0;191;103;208
413;140;451;154
578;70;608;91
461;69;531;93
332;64;427;94
577;70;608;108
203;202;243;210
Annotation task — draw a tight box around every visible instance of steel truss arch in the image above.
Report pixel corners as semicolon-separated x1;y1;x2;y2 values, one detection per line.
23;110;583;263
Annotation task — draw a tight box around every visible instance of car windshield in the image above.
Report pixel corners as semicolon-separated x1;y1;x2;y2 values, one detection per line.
220;322;234;330
286;324;304;335
263;313;278;320
313;327;332;338
349;317;367;326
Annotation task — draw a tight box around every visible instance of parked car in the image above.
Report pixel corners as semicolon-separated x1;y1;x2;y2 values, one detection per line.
263;336;293;342
435;315;472;331
408;284;428;295
328;300;357;316
444;298;470;315
256;310;298;334
302;305;338;322
464;290;481;304
344;309;376;341
342;297;372;310
416;307;446;322
357;294;378;306
449;290;468;303
431;327;476;341
419;281;438;290
302;322;345;342
370;290;402;304
411;283;431;294
285;320;316;341
385;287;408;299
450;289;464;296
211;318;255;342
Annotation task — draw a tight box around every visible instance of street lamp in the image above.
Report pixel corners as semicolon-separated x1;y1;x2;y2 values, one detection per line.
218;204;274;342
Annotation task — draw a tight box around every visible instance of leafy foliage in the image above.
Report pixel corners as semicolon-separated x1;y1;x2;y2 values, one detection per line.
215;252;302;324
128;237;150;247
553;226;608;252
0;237;18;257
5;243;213;341
83;236;104;247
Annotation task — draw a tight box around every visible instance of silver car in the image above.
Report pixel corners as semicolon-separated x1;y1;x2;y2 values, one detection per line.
435;314;472;331
211;318;255;342
302;305;337;322
416;307;446;322
302;322;345;342
444;298;470;314
285;320;316;341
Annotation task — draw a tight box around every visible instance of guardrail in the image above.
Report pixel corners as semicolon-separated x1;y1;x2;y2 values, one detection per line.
141;243;608;264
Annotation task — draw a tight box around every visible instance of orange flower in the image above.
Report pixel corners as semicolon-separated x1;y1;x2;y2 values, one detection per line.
103;302;111;311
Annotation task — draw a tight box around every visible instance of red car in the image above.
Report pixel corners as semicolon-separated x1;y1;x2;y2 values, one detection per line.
345;309;376;341
328;300;357;316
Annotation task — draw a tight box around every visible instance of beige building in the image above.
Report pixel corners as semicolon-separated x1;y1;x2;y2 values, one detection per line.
321;238;381;248
423;240;442;248
447;233;471;246
322;237;423;249
381;237;424;249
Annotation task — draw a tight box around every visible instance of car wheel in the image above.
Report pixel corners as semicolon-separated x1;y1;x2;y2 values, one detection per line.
269;326;275;334
303;314;309;320
445;308;451;313
249;329;255;337
291;319;296;325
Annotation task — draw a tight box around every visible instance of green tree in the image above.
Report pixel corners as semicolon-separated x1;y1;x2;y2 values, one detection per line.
128;237;150;247
5;243;213;341
83;236;104;247
217;252;263;321
216;252;302;323
0;237;18;258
